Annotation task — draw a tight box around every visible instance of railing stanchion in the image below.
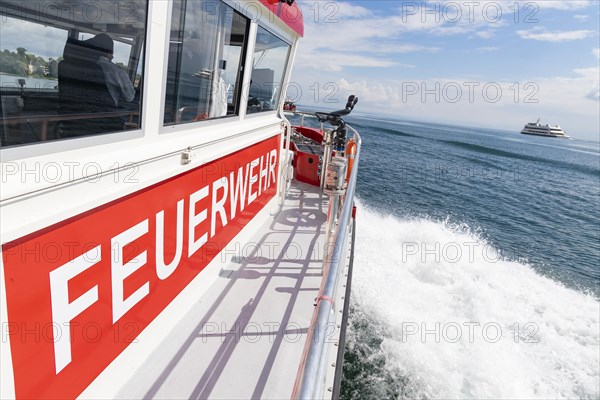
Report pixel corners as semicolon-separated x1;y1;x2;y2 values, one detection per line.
291;123;361;399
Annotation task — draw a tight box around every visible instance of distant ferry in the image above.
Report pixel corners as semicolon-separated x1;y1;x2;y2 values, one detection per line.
521;118;570;138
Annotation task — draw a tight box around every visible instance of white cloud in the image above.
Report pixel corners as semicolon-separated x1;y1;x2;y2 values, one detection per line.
574;67;600;80
361;44;440;54
517;28;595;42
534;0;594;10
490;0;592;13
296;2;444;72
574;15;589;21
593;48;600;59
297;1;600;73
476;31;496;39
295;50;398;72
297;1;504;72
0;18;67;59
585;81;600;102
324;2;373;19
574;67;600;102
0;16;132;65
430;26;474;36
476;46;500;52
292;67;600;139
289;1;600;138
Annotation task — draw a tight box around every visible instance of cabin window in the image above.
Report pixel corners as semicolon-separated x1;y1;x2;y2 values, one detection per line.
247;27;290;114
0;1;149;148
163;0;249;126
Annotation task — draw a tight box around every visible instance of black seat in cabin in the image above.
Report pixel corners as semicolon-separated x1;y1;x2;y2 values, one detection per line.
57;38;123;138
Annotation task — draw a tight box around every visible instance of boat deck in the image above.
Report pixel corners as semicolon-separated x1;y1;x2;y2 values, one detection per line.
118;181;329;399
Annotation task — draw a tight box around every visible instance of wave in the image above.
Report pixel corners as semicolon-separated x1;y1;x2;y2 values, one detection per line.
356;120;599;177
441;139;549;162
361;125;422;139
440;139;598;177
344;205;600;399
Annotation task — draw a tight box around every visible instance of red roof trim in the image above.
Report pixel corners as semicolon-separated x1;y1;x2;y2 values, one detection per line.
258;0;304;37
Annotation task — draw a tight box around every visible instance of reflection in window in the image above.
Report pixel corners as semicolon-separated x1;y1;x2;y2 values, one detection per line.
247;27;290;114
0;1;148;147
164;0;248;126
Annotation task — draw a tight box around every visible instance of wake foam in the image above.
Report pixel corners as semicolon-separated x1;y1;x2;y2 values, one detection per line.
346;205;600;399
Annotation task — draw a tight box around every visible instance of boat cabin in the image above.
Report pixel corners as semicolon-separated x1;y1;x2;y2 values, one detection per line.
1;0;361;397
0;1;328;399
0;0;302;153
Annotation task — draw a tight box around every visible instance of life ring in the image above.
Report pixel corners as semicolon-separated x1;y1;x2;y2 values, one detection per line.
346;138;356;181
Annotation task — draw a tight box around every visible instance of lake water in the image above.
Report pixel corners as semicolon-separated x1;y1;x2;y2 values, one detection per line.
287;114;600;399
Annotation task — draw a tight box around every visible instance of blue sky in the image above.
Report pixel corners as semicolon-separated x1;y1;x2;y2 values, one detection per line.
1;1;597;139
291;0;600;140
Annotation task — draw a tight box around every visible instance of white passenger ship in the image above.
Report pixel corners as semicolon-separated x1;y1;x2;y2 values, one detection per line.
521;118;570;138
0;1;360;399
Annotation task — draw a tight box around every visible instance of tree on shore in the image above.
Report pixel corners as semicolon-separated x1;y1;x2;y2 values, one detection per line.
1;48;59;78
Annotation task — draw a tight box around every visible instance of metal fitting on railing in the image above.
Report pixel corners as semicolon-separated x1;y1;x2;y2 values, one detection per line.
320;129;333;189
324;157;347;195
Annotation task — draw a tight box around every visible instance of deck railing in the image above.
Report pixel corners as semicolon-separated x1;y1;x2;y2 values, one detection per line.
286;111;361;399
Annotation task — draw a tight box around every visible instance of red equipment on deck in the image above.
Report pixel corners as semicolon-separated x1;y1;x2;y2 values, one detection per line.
290;127;324;187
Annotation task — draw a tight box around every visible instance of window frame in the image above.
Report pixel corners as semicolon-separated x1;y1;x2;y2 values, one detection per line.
158;0;297;134
159;0;253;132
0;0;151;160
245;24;292;118
0;0;299;162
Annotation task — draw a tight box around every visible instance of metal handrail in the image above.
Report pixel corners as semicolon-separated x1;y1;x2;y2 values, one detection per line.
283;110;325;132
292;124;361;399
